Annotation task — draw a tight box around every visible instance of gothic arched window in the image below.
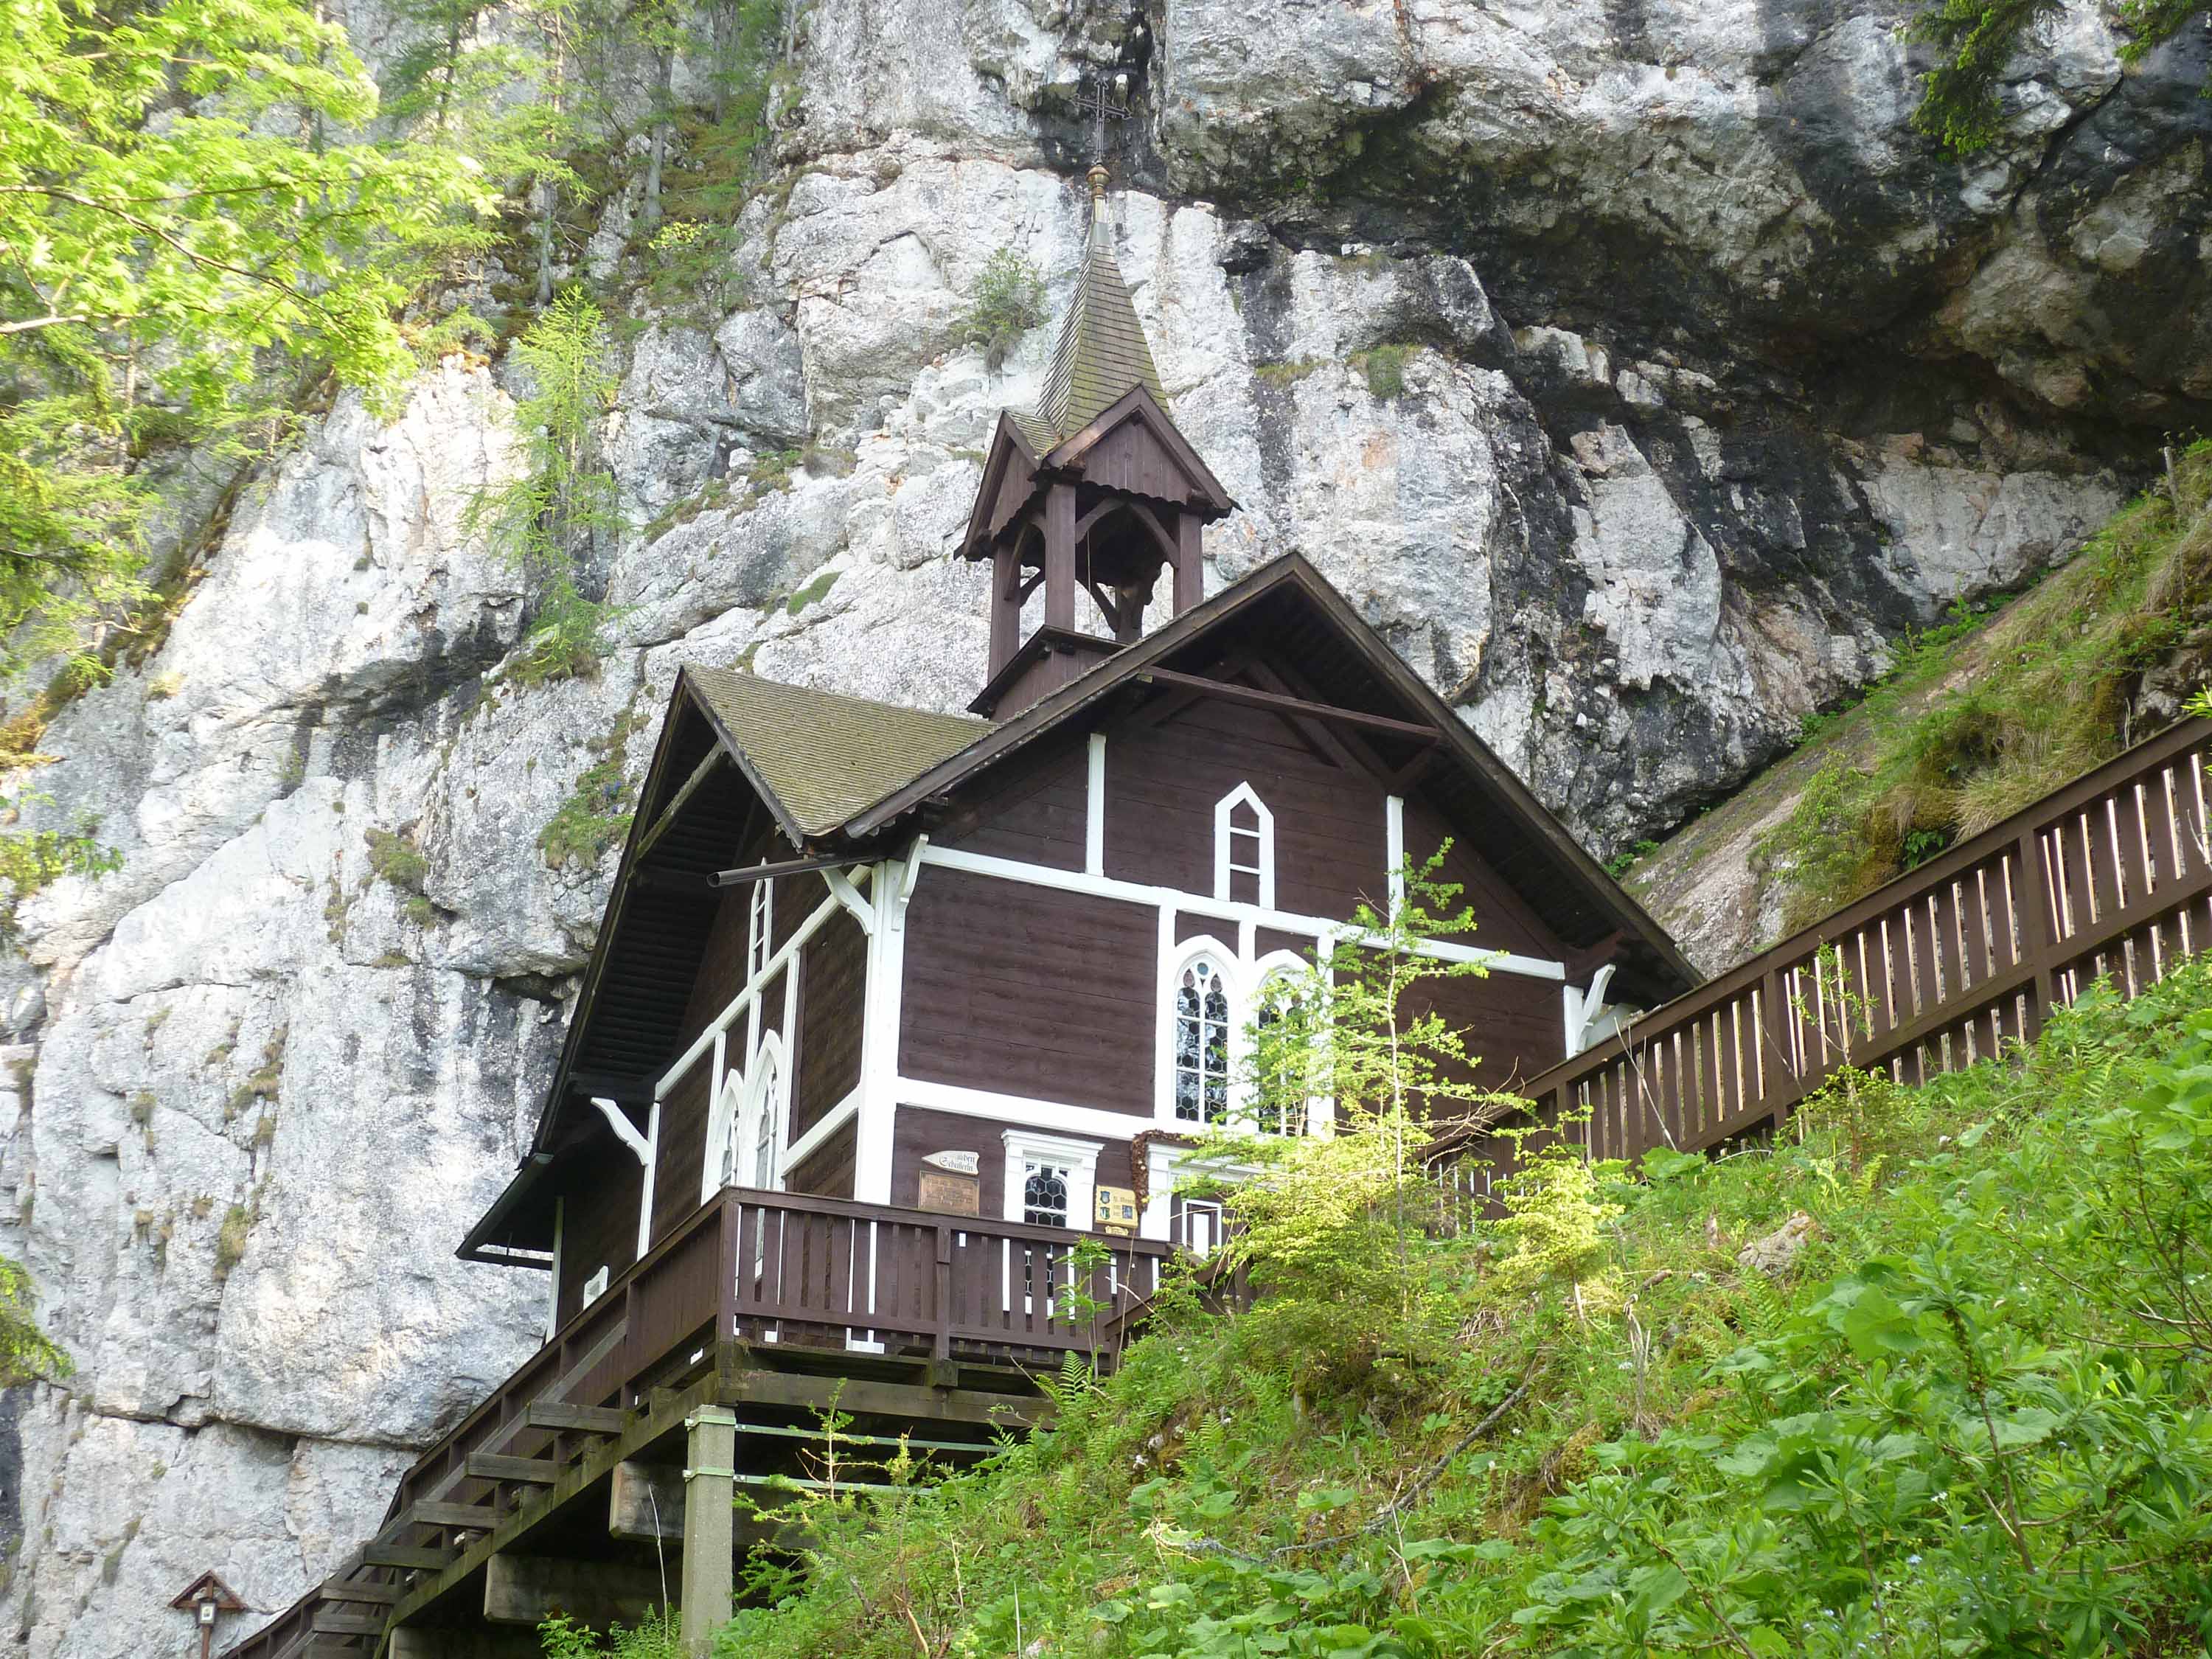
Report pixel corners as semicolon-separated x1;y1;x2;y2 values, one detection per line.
1174;956;1231;1125
1251;975;1310;1136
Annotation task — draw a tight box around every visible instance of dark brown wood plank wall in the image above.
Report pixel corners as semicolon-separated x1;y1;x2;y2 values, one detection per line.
936;733;1090;870
1084;419;1182;503
1401;798;1563;962
1256;926;1319;962
770;871;812;956
1104;692;1390;919
787;1121;858;1200
554;1155;643;1328
792;911;866;1140
650;1062;714;1245
900;868;1157;1111
1397;965;1566;1105
758;964;787;1043
890;1105;1135;1217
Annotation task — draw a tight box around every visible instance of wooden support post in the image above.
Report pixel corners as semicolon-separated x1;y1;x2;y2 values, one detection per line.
1044;484;1077;630
990;543;1020;675
679;1407;738;1655
2015;828;2056;1039
609;1461;686;1545
1174;514;1203;614
484;1554;665;1628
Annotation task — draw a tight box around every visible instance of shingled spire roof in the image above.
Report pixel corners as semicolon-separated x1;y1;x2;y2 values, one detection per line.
1016;163;1165;450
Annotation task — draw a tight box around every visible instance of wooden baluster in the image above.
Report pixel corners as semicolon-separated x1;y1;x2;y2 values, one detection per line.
933;1222;953;1361
2016;829;2056;1039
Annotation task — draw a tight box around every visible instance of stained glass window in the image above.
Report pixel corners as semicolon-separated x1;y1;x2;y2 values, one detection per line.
1174;958;1231;1124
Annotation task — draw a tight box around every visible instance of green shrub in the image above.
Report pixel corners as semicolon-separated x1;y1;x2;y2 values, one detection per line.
364;827;428;894
1358;341;1412;398
958;248;1047;370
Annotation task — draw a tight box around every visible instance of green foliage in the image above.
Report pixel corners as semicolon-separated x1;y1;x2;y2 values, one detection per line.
0;793;119;942
0;0;495;686
1357;343;1413;399
1907;0;2208;153
712;955;2212;1659
212;1204;253;1281
1756;444;2212;929
958;248;1047;370
364;828;428;894
1213;849;1523;1361
1603;839;1660;879
0;1257;69;1386
472;293;624;684
539;1608;681;1659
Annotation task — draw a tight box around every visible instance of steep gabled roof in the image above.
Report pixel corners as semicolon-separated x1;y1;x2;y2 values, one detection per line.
684;667;988;838
1032;175;1166;447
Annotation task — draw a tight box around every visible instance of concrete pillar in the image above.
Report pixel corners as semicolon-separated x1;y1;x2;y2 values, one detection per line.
679;1407;737;1655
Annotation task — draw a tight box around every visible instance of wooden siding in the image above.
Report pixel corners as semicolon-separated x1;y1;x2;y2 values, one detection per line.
650;1062;714;1245
901;868;1156;1112
787;1120;857;1200
1402;797;1560;962
1084;415;1194;505
759;964;787;1043
1397;962;1566;1105
936;731;1090;870
891;1105;1135;1220
793;911;866;1141
1104;692;1389;919
554;1153;642;1329
1256;926;1318;962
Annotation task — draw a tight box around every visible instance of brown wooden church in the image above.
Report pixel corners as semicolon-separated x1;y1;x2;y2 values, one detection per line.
220;168;1694;1659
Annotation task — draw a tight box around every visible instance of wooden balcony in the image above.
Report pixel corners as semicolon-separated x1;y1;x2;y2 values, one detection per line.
220;1188;1176;1659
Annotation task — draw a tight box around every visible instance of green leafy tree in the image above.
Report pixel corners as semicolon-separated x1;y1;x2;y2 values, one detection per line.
0;1257;69;1386
1908;0;2209;152
472;291;622;683
958;248;1046;371
1214;849;1520;1335
0;0;498;685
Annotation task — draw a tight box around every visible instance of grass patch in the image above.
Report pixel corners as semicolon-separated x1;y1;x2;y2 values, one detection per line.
1353;342;1414;399
1756;441;2212;931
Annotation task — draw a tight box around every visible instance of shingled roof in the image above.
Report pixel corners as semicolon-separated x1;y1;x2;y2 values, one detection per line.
1028;166;1166;447
684;666;989;838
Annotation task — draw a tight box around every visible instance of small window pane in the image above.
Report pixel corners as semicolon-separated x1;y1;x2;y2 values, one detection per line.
1023;1161;1070;1228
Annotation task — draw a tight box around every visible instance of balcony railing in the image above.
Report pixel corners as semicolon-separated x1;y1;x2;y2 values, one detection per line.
1439;716;2212;1192
222;1188;1176;1659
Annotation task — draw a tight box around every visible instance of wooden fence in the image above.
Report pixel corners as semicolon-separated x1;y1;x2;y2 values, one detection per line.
1446;716;2212;1186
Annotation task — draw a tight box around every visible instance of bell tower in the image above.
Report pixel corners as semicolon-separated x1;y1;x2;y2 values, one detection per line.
956;164;1236;717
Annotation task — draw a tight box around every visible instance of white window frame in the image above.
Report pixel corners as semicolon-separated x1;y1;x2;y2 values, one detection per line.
700;1069;748;1205
1213;783;1275;910
1000;1128;1101;1231
738;1032;788;1193
1155;940;1331;1135
747;868;774;981
1163;941;1237;1130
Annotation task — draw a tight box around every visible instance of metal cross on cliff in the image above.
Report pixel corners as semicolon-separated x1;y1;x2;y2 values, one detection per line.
1074;69;1131;164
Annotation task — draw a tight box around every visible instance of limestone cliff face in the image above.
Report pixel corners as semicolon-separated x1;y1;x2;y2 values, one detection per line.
2;1;2203;1652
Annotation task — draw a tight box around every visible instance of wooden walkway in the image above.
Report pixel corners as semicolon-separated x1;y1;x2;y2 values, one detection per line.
221;1190;1172;1659
1441;716;2212;1189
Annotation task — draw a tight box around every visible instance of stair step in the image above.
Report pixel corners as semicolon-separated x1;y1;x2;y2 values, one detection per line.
363;1543;451;1571
526;1401;626;1436
465;1453;558;1484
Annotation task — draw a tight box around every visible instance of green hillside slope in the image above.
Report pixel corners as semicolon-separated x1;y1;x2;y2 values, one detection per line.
653;964;2212;1659
1631;443;2212;966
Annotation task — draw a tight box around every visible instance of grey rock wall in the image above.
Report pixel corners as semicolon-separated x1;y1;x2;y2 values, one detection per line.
2;0;2199;1652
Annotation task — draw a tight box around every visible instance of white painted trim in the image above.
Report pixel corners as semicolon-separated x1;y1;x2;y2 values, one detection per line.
656;885;849;1097
735;1031;788;1194
915;843;1564;981
747;869;774;980
894;1075;1155;1151
1213;782;1276;910
701;1071;746;1206
1002;1127;1100;1234
1385;794;1405;919
822;866;877;935
897;835;928;909
854;849;915;1205
1085;733;1107;876
591;1096;652;1164
780;1088;860;1178
636;1099;661;1259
